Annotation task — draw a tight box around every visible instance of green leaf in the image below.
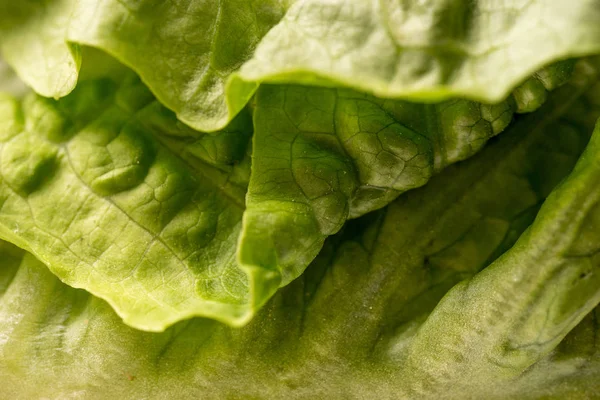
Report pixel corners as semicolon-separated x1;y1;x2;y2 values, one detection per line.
67;0;288;131
238;61;577;288
239;0;600;104
399;118;600;397
1;75;599;396
3;1;599;132
0;0;289;131
0;0;81;98
0;76;277;331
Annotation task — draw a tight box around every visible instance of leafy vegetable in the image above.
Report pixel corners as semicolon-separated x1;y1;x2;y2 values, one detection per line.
0;62;574;331
240;0;600;103
1;68;599;396
240;62;573;285
2;0;600;131
0;76;265;331
1;1;600;397
0;0;288;131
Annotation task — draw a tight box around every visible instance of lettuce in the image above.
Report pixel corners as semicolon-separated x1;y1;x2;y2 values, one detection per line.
0;1;599;398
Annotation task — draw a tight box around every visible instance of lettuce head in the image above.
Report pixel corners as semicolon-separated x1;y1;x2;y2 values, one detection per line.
0;1;599;398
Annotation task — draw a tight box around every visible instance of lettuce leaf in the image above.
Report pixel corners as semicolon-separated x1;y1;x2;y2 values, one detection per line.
240;0;600;104
2;0;600;132
0;0;288;131
0;76;268;331
1;74;599;396
239;61;575;286
1;2;600;396
0;60;582;330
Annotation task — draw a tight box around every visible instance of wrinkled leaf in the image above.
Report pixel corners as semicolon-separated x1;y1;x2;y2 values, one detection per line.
240;0;600;104
2;0;600;131
239;61;578;288
1;77;599;396
0;0;288;131
0;76;273;331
